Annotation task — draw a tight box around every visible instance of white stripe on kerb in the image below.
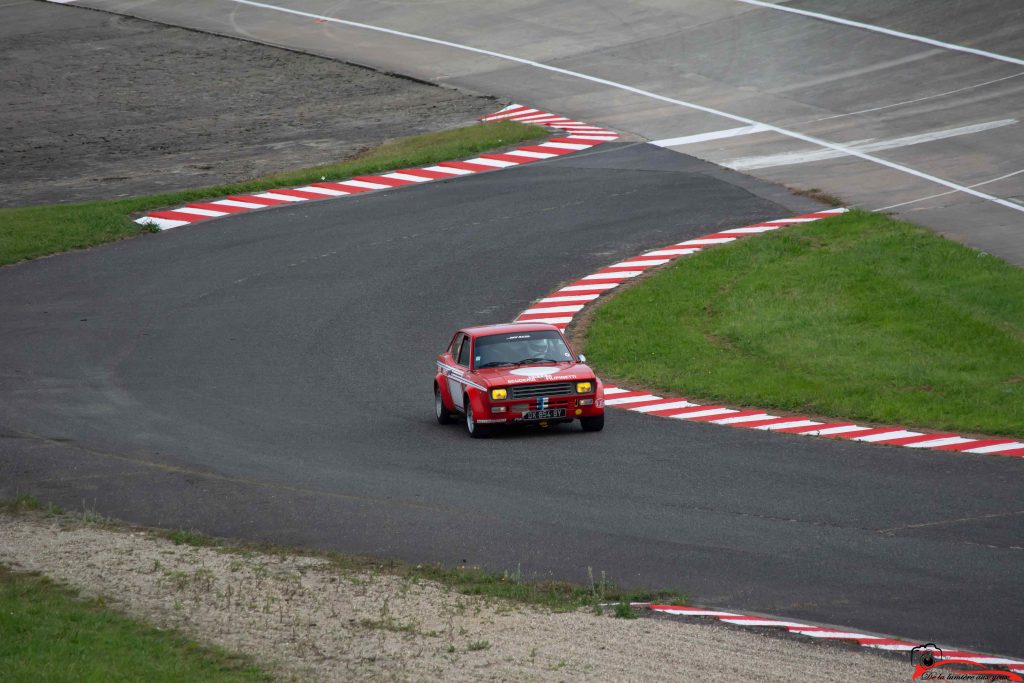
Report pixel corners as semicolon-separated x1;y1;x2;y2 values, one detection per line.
651;124;769;147
559;283;619;292
755;420;821;431
610;259;669;268
540;142;591;150
228;0;1024;216
670;408;736;420
516;316;573;324
720;619;810;627
173;207;228;217
964;442;1024;454
382;172;432;182
602;387;630;395
465;157;517;167
814;426;870;436
539;294;600;303
643;248;700;257
521;304;585;315
853;430;922;443
630;400;698;413
296;185;347;195
423;165;472;175
905;436;975;449
502;150;557;159
605;395;662;406
711;413;775;425
213;199;266;209
256;192;306;202
341;179;391;189
582;271;642;280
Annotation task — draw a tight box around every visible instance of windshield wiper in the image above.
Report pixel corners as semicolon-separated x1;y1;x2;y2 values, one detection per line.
477;361;515;368
515;358;558;365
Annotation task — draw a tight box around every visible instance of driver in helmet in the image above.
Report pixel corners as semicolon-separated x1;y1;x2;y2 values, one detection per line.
524;336;551;361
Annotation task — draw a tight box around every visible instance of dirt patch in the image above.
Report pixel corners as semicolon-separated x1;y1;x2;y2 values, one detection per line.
0;1;498;207
0;512;909;682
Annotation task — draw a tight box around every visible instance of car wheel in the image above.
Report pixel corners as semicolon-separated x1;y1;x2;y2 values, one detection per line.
435;385;454;425
465;399;492;438
580;414;605;432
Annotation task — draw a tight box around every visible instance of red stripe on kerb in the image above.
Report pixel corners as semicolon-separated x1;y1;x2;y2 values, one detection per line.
772;422;830;434
146;210;202;222
648;405;727;418
184;202;250;214
998;447;1024;457
226;195;289;206
396;168;453;180
689;409;763;422
352;175;414;187
563;282;620;293
435;160;494;172
264;188;327;199
828;427;899;440
876;433;958;446
933;438;1017;452
321;182;374;193
548;137;595;145
479;153;536;164
789;422;856;434
733;416;810;429
622;397;689;410
516;312;573;321
516;145;574;156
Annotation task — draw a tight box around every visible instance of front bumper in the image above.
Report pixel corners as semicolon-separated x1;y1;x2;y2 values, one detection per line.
484;395;604;423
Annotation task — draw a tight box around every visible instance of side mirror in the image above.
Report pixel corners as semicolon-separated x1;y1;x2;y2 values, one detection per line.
578;354;587;363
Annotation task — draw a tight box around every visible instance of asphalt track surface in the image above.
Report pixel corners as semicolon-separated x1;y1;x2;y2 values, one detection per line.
2;144;1022;656
66;0;1024;263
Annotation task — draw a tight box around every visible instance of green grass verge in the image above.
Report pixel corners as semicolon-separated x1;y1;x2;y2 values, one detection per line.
0;120;546;267
583;210;1024;436
0;566;270;683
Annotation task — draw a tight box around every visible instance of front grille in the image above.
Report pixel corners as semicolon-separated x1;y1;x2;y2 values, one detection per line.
509;382;574;400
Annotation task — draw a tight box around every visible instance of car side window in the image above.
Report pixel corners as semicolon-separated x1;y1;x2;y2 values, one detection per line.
457;336;472;367
449;333;464;358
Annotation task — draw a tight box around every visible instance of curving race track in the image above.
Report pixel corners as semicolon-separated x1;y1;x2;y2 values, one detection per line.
2;141;1021;656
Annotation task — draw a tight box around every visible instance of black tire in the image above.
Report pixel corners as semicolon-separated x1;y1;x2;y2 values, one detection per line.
465;399;493;438
580;414;605;432
435;385;454;425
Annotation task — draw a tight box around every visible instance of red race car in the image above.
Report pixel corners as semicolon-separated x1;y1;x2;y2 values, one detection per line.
434;323;605;437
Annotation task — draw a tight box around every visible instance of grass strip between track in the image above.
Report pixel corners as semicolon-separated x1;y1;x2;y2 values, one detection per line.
583;210;1024;437
0;120;545;267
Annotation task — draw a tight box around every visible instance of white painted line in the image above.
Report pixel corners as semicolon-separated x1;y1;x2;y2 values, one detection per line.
559;283;619;292
136;216;189;230
717;226;779;234
173;207;229;217
789;630;875;640
539;142;591;150
676;238;735;246
423;165;472;175
502;150;557;159
630;400;698;413
605;395;662;406
227;0;1024;216
538;294;600;303
814;425;871;436
465;157;518;167
651;124;770;147
876;168;1024;211
733;0;1024;67
721;619;810;627
340;179;391;189
296;185;347;195
669;408;737;420
904;436;975;449
515;316;573;324
711;413;775;425
755;420;822;431
963;442;1024;454
852;430;922;443
653;608;741;617
610;259;670;268
381;172;433;183
212;199;266;209
643;248;701;257
520;304;586;315
255;192;307;202
582;271;642;280
728;119;1018;171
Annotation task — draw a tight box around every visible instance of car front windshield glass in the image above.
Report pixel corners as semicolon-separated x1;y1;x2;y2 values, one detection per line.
474;331;574;368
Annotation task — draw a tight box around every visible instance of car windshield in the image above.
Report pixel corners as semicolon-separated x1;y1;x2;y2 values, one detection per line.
473;330;574;369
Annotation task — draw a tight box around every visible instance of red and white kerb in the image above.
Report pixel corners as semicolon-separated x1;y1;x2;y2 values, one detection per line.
514;208;1024;459
134;104;618;230
645;604;1024;677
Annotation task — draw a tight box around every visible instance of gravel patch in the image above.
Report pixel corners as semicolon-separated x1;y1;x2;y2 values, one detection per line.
0;513;909;682
0;1;498;207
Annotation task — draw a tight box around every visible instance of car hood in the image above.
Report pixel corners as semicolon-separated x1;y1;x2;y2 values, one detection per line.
474;363;596;386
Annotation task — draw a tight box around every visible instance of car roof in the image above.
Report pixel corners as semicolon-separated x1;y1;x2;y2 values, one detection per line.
461;322;561;337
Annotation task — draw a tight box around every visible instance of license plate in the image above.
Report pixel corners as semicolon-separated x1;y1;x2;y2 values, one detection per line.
518;409;565;421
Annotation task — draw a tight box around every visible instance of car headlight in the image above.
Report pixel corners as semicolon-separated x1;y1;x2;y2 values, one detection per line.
491;388;507;400
576;381;592;394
